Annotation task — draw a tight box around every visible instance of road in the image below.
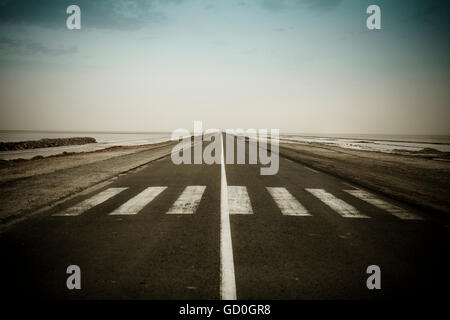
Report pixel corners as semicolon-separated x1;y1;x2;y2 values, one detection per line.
1;133;449;300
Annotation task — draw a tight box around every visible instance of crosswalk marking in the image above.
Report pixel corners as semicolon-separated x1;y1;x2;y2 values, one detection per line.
306;188;369;218
53;184;425;222
228;186;253;214
166;186;207;214
109;187;167;215
53;187;128;216
344;189;423;220
267;187;310;216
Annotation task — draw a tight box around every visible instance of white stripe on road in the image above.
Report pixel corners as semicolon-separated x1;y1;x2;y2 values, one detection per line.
306;188;369;218
304;166;318;174
220;134;237;300
345;189;423;220
228;186;253;215
109;187;167;215
267;187;310;216
53;187;128;216
166;186;206;214
343;182;359;189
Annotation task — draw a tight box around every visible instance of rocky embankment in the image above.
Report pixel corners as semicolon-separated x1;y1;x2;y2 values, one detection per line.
0;137;96;151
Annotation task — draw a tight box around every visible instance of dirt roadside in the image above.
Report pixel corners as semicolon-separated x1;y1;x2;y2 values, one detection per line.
1;138;449;228
279;142;450;218
0;141;177;226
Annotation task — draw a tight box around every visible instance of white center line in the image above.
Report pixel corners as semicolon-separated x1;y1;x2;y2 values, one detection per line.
220;133;237;300
53;187;128;216
109;187;167;215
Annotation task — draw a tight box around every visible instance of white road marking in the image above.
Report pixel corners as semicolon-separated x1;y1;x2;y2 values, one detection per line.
306;188;369;218
344;189;423;220
228;186;253;215
109;187;167;215
267;187;310;216
53;187;128;216
220;134;237;300
304;166;318;174
343;182;359;189
166;185;206;214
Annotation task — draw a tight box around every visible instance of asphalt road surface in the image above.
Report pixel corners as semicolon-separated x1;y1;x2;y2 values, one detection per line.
1;133;449;300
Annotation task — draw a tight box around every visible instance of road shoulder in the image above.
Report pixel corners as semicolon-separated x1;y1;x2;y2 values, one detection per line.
0;141;176;227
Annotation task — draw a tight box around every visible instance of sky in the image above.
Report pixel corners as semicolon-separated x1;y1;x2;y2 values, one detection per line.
0;0;449;134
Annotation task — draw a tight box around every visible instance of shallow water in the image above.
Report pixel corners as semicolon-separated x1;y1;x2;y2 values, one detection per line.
280;134;450;154
0;131;172;160
1;131;449;160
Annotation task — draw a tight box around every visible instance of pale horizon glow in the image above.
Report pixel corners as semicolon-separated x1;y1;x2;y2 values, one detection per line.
0;0;449;135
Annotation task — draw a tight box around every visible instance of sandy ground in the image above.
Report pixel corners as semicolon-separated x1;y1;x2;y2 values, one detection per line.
0;142;172;183
279;142;450;217
0;141;176;224
1;138;449;226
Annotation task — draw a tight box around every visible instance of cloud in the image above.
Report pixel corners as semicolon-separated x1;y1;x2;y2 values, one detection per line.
0;37;77;56
261;0;285;12
0;0;184;30
409;1;450;29
303;0;342;11
261;0;342;12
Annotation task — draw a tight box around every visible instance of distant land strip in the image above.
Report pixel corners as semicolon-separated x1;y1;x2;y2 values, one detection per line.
0;137;96;151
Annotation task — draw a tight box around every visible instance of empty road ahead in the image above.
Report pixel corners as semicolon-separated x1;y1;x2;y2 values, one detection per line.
1;134;449;300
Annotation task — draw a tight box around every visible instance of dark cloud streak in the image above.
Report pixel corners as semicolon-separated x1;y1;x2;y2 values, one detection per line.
0;37;77;56
409;1;450;30
261;0;342;13
0;0;184;30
